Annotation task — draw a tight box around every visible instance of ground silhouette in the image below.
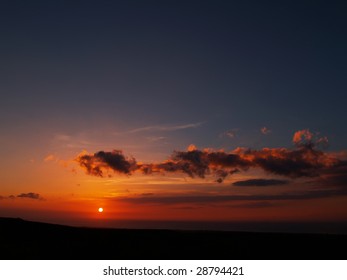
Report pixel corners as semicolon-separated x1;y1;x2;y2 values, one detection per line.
0;217;345;259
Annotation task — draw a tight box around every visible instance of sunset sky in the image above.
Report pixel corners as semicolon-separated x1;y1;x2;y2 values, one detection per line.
1;1;347;232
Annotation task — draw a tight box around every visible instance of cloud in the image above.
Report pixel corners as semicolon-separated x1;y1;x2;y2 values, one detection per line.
136;148;250;182
54;134;71;141
0;193;43;200
141;193;155;196
292;129;329;148
17;193;41;199
221;129;238;138
44;154;55;162
233;179;289;187
229;201;275;208
113;188;347;205
261;127;271;135
146;136;166;142
309;162;347;188
76;150;137;177
138;142;340;182
125;122;203;134
75;130;345;184
187;144;197;152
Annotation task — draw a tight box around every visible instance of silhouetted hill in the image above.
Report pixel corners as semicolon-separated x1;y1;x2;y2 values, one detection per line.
0;217;345;259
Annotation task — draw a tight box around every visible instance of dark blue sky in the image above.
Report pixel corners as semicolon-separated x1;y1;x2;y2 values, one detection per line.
2;1;347;230
1;0;347;158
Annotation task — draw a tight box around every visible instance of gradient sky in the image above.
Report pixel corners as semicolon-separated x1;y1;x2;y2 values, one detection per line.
1;0;347;231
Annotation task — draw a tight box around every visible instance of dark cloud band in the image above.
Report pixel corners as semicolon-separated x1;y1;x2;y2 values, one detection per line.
0;193;42;200
75;130;346;184
233;179;289;187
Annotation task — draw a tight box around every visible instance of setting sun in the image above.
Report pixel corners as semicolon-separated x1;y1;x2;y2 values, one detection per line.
98;208;104;213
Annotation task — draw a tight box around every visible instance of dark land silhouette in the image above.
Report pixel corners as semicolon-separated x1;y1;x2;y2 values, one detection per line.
0;217;346;260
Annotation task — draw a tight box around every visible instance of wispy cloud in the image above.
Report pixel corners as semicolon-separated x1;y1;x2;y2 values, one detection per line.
221;129;238;139
52;133;104;150
54;134;71;141
44;154;55;162
146;136;166;142
260;127;271;135
122;122;203;134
